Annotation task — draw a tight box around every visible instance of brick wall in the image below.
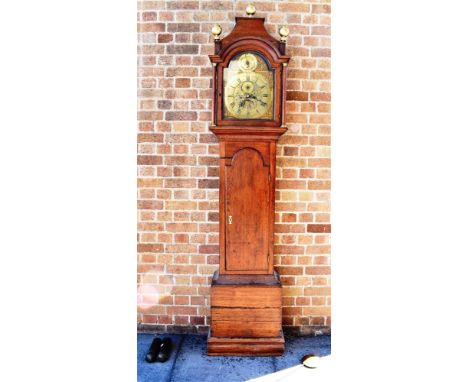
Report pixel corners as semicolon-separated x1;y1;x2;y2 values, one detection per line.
137;0;331;335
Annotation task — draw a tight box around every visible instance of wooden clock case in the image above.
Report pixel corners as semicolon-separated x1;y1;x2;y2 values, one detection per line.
207;16;290;356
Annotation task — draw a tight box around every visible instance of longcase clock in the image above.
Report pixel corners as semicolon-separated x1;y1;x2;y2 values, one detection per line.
207;5;290;356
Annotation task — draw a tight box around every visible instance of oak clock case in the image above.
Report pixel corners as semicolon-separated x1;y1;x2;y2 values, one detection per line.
207;13;290;356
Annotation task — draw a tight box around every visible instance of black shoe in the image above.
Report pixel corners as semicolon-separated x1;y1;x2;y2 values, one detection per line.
145;337;162;363
156;338;172;363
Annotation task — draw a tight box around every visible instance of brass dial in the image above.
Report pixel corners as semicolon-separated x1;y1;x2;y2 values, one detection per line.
224;72;272;119
223;52;274;120
238;53;258;72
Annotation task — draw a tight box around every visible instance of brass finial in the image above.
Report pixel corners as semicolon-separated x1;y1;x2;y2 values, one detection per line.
211;24;222;40
279;25;290;42
246;3;256;17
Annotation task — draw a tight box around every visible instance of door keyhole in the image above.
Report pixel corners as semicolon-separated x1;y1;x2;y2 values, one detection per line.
228;215;233;225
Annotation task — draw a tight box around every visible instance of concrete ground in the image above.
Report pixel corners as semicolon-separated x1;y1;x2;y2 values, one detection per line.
138;333;331;382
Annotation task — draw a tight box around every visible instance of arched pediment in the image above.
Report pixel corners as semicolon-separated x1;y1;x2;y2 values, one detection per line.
209;17;289;66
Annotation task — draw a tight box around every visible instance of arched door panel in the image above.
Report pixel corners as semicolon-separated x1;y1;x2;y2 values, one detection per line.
225;148;269;272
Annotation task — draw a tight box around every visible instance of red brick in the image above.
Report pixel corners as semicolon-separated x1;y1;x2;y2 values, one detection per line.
138;200;163;210
190;316;205;325
296;297;310;306
207;255;219;264
288;69;309;79
165;179;196;188
312;4;331;13
317;103;331;113
175;296;189;305
309;158;331;168
198;156;218;166
167;265;197;274
305;266;331;275
277;180;307;190
312;26;331;36
159;11;174;21
281;276;296;286
138;133;164;143
308;181;331;190
299;169;314;178
167;45;199;54
157;167;172;177
167;306;197;315
166;223;198;233
141;315;158;324
167;2;199;10
278;3;310;13
286;91;308;101
138;111;163;120
165;156;196;165
138;122;153;131
275;224;306;233
309;136;331;146
137;23;165;32
166;67;198;77
165;201;197;210
276;202;306;211
175;34;191;43
141;78;156;88
207;167;219;177
202;1;232;10
307;224;331;233
199;245;219;254
142;12;156;21
282;169;298;178
280;135;309;145
174;234;189;243
137;155;162;165
310;92;331;101
281;235;296;244
190;296;205;305
198;179;219;189
283;147;299;156
306;245;330;254
137;244;163;253
276;266;304;275
274;245;304;255
138;223;164;231
166;111;197;121
311;70;331;80
303;306;330;316
304;287;331;296
175;78;191;88
281;213;297;222
158;33;173;43
174;316;189;325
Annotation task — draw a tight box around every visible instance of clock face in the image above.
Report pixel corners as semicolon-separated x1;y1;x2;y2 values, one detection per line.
223;52;274;120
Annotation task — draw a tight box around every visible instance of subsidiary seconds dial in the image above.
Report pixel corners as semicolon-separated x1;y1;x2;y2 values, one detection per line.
224;72;272;119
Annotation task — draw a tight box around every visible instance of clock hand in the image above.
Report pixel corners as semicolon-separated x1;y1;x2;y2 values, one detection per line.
235;94;246;108
249;94;267;107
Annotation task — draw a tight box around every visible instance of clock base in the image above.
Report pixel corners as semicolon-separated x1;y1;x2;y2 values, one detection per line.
207;271;284;356
207;330;285;356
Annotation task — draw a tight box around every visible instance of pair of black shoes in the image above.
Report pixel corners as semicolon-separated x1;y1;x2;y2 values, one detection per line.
145;337;172;363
